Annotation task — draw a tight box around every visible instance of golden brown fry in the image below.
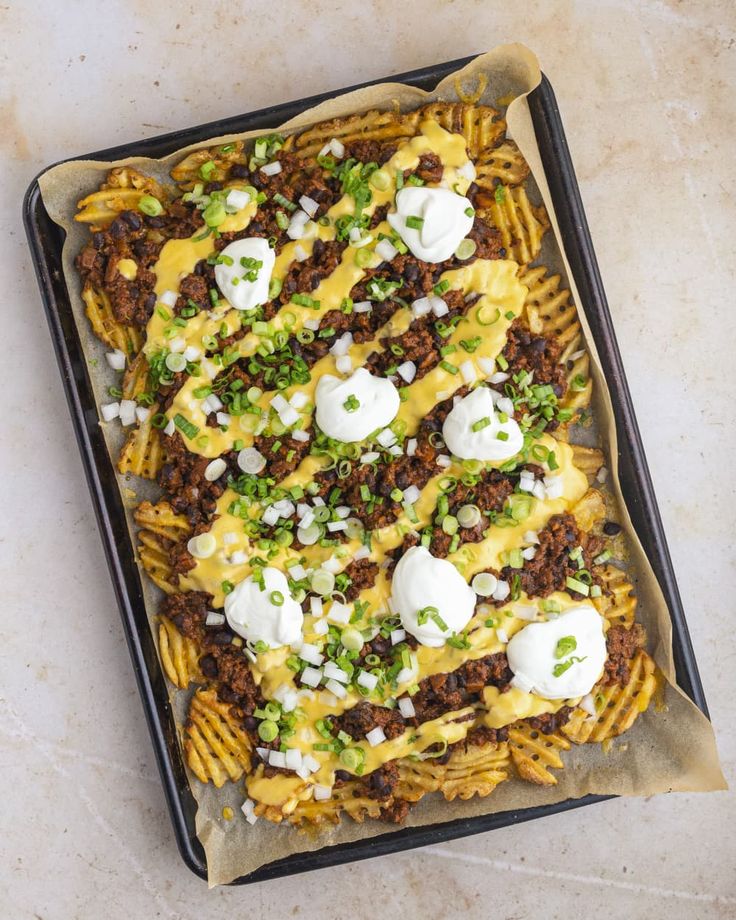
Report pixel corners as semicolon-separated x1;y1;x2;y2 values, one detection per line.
483;185;548;264
563;649;656;744
509;723;570;785
184;689;252;787
82;283;143;355
158;616;202;689
117;412;164;480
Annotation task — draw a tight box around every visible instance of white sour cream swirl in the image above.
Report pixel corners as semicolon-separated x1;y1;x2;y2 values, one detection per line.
214;237;275;312
315;367;400;443
442;386;523;461
224;567;303;649
392;546;476;647
388;187;474;263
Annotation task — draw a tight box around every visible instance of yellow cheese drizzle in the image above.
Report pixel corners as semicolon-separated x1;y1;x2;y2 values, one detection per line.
144;120;594;810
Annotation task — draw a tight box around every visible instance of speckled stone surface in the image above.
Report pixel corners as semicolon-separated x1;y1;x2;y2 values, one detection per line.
2;2;734;917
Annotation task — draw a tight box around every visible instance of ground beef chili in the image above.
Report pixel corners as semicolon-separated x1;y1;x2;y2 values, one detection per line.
527;707;573;735
496;318;568;407
604;623;646;685
496;512;603;600
158;432;232;525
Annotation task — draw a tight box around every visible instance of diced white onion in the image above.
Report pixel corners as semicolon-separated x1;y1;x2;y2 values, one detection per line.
397;361;417;384
365;727;387;747
325;678;347;699
496;627;509;644
105;349;126;371
101;402;120;421
335;354;353;374
330;332;353;356
521;546;537;560
216;411;231;427
119;399;137;427
285;748;303;770
403;485;421;505
544;475;564;500
353;300;372;313
327;601;351;625
580;693;597;716
406;438;417;457
159;289;178;308
260;160;282;176
168;336;186;354
329;138;345;158
376;428;397;448
361;451;380;463
229;550;247;565
261;505;281;527
205;612;225;627
313;784;332;801
323;662;349;683
278;406;299;427
357;671;378;691
375;239;398;262
183;345;201;362
296;194;317;217
390;629;406;645
163;418;175;436
302;754;320;774
225;188;251;210
287;209;310;240
523;530;540;544
457;160;477;182
489;371;509;384
294;243;309;262
492;579;511;602
411;296;432;317
460;360;477;384
437;454;452;468
268;750;287;768
354;545;370;560
300;666;323;687
299;643;324;666
292;429;310;442
430;295;448;317
309;596;323;618
398;696;416;718
313;618;329;636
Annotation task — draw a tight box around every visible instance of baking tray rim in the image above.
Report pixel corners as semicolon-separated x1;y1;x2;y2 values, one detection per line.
22;58;709;885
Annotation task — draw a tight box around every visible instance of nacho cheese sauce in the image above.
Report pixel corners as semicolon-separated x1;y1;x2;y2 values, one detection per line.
125;119;603;813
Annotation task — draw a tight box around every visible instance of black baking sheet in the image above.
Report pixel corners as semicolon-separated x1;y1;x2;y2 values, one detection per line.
23;57;709;885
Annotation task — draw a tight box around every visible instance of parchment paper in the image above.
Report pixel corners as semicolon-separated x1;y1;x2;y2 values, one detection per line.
38;44;726;887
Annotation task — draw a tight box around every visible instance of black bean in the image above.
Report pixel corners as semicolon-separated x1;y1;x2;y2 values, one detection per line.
603;521;622;536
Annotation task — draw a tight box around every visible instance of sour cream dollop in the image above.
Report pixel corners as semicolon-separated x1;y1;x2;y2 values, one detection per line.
392;546;476;647
224;567;303;649
214;237;275;312
506;605;607;700
387;187;474;263
442;386;523;462
315;367;400;442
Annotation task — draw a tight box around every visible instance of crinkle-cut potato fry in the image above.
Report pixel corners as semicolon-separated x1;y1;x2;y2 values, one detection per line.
121;352;149;399
289;102;506;160
184;689;252;787
595;565;637;629
569;445;605;485
509;723;571;785
117;412;164;480
570;487;606;532
520;264;592;411
136;528;178;594
134;501;190;594
474;140;530;189
75;167;165;226
82;283;143;355
288;783;385;827
482;185;548;265
563;649;657;745
439;740;510;801
158;615;202;689
171;141;246;186
396;758;443;803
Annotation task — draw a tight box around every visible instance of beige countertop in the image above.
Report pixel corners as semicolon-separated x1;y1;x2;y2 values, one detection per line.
1;1;734;917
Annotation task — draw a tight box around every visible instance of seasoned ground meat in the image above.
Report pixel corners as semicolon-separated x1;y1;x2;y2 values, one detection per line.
498;319;567;402
527;707;573;735
415;152;444;184
342;558;379;601
254;432;311;481
499;512;601;600
160;590;212;644
359;761;401;801
604;623;646;685
334;702;405;742
158;433;231;525
342;140;397;166
379;798;412;823
411;653;513;723
176;270;211;313
278;239;347;303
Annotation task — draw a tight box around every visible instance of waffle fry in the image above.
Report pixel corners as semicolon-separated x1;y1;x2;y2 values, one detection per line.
117;412;164;479
171;141;247;186
439;740;510;801
75;167;166;227
288;783;385;827
509;722;571;785
81;283;143;355
595;564;637;628
158;615;202;689
184;689;252;787
563;649;656;744
484;185;549;264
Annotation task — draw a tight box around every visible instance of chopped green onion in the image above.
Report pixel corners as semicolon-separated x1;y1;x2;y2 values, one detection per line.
138;194;163;216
